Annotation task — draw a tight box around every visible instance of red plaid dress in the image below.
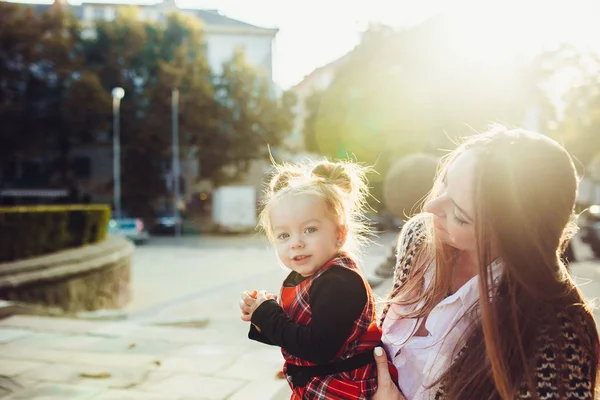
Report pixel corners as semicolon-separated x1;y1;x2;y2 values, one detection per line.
280;253;394;400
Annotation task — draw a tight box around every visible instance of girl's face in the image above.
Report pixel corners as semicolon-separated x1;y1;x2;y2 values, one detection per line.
269;192;344;277
425;151;477;253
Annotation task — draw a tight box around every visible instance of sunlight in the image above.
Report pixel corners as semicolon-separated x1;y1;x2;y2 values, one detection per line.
441;1;598;53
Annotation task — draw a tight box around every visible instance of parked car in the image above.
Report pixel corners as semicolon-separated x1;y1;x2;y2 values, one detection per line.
366;212;403;233
151;211;183;234
579;205;600;258
108;215;149;244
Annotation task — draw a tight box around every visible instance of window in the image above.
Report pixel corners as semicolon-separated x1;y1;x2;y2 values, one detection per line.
105;7;116;21
92;7;105;20
72;157;91;179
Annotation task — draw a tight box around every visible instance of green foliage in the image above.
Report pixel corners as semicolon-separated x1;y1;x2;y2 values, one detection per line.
210;48;296;185
303;19;535;171
0;205;110;262
0;3;296;216
541;46;600;170
383;153;439;218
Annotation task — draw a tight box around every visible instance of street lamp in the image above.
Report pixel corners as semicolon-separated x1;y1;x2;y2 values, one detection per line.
172;88;181;238
112;87;125;220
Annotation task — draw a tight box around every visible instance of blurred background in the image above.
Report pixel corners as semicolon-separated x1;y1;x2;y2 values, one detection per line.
2;1;600;399
2;0;600;235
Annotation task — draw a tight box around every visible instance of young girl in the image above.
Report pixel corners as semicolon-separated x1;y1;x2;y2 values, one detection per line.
239;160;397;400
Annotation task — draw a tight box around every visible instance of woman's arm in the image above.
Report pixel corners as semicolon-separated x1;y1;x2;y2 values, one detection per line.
379;216;428;325
522;312;598;399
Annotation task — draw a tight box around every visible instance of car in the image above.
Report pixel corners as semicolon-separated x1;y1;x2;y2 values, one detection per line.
366;213;403;233
108;216;149;244
579;204;600;258
151;211;183;234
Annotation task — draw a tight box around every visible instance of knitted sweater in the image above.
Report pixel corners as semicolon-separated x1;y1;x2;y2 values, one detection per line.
379;218;598;399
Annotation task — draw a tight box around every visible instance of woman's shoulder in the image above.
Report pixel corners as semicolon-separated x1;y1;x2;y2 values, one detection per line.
537;305;597;352
540;306;598;355
526;305;599;398
394;215;430;279
397;215;428;253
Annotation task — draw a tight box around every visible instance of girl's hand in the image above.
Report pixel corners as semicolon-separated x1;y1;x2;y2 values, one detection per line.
371;347;406;400
240;290;277;322
240;290;257;322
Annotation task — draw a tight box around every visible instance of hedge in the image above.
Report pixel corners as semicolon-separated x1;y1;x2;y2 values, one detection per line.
0;204;111;262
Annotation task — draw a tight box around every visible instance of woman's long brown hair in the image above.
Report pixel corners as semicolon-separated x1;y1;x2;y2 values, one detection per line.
392;126;599;399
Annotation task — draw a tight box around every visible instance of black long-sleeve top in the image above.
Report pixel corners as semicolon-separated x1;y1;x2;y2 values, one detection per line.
249;266;368;364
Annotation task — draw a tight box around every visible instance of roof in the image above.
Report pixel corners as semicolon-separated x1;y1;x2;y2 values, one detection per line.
290;53;351;93
186;9;273;31
16;1;276;33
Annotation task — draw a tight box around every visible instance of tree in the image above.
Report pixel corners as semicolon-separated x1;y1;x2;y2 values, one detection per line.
1;2;297;215
303;16;535;168
0;2;99;186
537;45;600;170
211;48;296;185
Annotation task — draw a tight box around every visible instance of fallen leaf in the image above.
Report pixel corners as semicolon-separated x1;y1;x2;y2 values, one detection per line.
80;372;111;379
128;343;136;349
153;360;161;366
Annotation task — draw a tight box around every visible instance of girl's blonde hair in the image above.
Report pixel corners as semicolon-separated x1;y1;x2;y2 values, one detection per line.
258;159;373;258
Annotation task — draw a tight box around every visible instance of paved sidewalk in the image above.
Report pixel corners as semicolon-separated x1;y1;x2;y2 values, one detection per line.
0;315;288;400
1;237;598;400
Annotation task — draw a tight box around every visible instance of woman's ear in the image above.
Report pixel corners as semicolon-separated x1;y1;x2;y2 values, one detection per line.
337;225;348;247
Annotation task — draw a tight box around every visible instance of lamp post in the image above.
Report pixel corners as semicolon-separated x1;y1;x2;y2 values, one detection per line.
112;87;125;220
172;88;181;238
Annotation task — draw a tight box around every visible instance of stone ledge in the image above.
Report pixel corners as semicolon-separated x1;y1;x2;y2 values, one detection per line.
0;236;132;282
0;237;134;312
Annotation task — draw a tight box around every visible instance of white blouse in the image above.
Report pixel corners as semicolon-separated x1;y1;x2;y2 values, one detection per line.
381;260;502;399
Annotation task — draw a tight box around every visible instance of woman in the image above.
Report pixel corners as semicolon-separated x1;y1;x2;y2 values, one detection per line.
372;126;599;399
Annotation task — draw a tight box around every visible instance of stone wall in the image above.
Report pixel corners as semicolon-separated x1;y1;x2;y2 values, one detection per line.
0;236;134;313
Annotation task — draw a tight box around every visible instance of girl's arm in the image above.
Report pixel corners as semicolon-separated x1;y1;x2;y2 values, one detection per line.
250;266;367;364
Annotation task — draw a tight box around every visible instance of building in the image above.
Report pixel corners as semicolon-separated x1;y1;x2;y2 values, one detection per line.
230;55;350;204
285;54;349;155
6;0;281;211
25;0;278;81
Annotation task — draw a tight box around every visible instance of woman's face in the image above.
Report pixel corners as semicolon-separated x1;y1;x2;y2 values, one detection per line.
425;150;477;252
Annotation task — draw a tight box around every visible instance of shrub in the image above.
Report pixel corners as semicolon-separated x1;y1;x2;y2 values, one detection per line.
383;153;439;218
0;204;111;262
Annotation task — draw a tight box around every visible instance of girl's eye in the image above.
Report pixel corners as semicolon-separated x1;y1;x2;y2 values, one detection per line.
305;227;317;234
277;233;289;240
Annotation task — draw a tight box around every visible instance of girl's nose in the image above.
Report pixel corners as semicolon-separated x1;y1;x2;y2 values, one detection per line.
291;237;304;250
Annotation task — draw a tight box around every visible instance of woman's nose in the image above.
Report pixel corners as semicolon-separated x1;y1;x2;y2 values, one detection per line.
424;196;446;217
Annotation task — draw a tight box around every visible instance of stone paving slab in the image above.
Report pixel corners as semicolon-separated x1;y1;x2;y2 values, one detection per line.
0;316;103;334
0;359;50;377
227;379;290;400
215;348;285;381
90;389;180;399
18;363;148;389
77;336;181;356
4;382;104;400
6;332;103;351
0;328;34;344
0;345;163;369
157;356;233;375
135;373;245;399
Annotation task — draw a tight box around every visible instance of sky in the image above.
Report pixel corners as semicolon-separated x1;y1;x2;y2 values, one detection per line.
8;0;451;88
7;0;600;89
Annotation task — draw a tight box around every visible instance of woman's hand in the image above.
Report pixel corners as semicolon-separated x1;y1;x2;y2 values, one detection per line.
371;346;406;400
